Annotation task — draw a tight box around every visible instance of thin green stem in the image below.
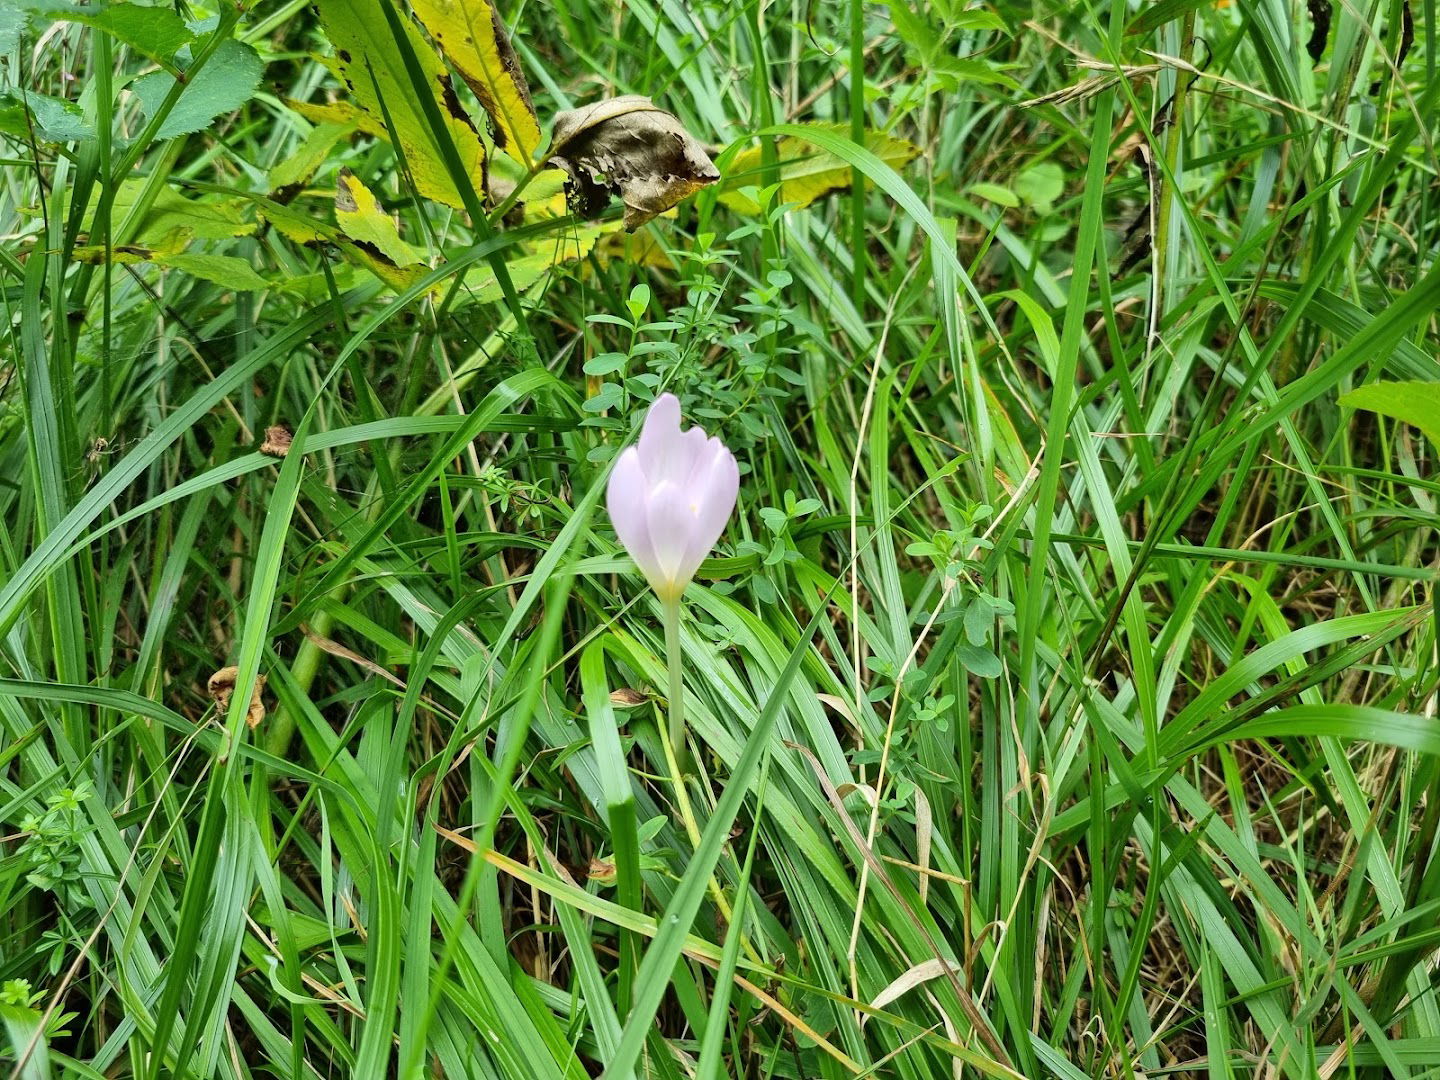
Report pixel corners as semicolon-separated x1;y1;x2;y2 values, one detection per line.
656;592;762;967
663;595;686;758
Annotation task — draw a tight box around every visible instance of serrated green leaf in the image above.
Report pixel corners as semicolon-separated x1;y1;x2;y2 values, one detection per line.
61;2;193;66
0;88;93;141
131;38;262;139
0;5;28;53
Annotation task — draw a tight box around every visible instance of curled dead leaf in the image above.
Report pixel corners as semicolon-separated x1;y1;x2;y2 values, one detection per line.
207;666;266;728
547;95;718;230
608;687;647;707
259;425;293;457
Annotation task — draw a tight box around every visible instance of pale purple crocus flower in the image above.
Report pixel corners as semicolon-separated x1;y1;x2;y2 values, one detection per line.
607;393;739;604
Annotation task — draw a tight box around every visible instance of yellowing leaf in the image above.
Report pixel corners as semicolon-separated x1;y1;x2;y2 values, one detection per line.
258;201;335;245
590;227;674;269
269;123;354;193
259;199;431;295
335;169;425;267
72;226;191;264
411;0;539;165
287;97;382;136
314;0;485;210
717;124;921;214
452;224;604;307
345;244;431;293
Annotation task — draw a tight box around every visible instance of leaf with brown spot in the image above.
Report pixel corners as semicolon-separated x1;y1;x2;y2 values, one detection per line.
207;666;266;729
258;200;432;294
411;0;539;165
314;0;485;210
547;95;719;230
334;168;425;268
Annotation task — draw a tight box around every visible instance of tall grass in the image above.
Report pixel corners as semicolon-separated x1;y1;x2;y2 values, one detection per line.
2;0;1440;1077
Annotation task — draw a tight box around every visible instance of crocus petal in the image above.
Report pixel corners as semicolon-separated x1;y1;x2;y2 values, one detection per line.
608;393;740;599
644;480;701;594
606;447;662;582
636;393;684;482
678;442;739;575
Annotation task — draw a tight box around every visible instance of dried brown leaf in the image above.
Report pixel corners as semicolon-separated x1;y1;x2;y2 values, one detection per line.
547;95;718;230
609;687;647;707
260;425;293;457
207;666;266;728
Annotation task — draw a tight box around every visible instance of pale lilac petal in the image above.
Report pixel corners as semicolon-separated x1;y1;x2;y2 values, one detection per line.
644;480;699;592
679;444;739;573
606;447;662;581
636;394;683;481
608;393;740;598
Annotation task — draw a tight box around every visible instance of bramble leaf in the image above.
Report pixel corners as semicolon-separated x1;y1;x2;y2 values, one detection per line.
43;1;194;66
131;39;263;140
0;88;94;142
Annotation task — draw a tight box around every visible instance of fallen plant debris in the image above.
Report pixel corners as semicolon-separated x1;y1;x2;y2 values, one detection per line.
548;95;720;229
259;424;293;457
206;667;267;729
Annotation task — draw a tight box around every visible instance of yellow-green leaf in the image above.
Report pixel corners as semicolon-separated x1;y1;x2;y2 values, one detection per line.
453;223;603;307
411;0;539;165
260;197;431;295
287;97;383;136
83;181;254;243
718;123;921;214
72;226;191;264
314;0;485;210
335;169;425;267
1341;381;1440;449
154;253;270;291
269;123;354;193
258;201;335;246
